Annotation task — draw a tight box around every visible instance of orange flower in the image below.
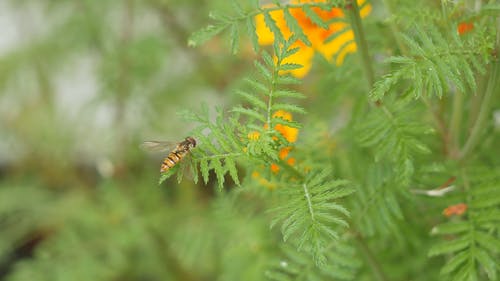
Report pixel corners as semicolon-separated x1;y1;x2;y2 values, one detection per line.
443;203;467;217
271;146;296;174
273;110;299;143
270;163;280;173
272;110;297;174
279;146;292;159
255;0;372;77
247;110;299;179
457;22;474;35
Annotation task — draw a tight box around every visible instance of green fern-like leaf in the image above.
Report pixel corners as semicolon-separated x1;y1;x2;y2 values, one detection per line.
270;169;354;266
176;105;244;189
266;237;361;281
283;8;311;47
351;163;406;236
429;167;500;281
356;102;432;186
370;23;491;100
183;33;356;270
188;24;228;47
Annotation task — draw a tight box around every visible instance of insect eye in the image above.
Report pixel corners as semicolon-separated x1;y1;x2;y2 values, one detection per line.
188;137;197;147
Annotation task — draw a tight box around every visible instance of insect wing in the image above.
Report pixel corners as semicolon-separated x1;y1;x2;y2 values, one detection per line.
140;141;178;153
176;152;197;183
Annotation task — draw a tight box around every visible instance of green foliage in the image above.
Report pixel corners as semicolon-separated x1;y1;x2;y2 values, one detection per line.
178;105;244;190
173;37;307;189
0;185;61;261
429;168;500;281
174;36;354;268
371;19;491;100
356;101;433;186
270;169;353;266
2;182;187;281
350;163;406;236
267;240;361;281
1;1;500;281
188;0;347;53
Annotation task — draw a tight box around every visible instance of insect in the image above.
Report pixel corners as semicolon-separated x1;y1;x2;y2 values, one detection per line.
141;137;196;173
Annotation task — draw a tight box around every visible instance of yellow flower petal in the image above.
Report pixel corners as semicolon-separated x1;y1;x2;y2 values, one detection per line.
316;28;354;61
360;1;372;18
254;0;372;77
273;110;293;121
335;41;356;66
280;43;314;78
254;8;293;45
248;131;261;140
276;124;299;143
273;110;299;143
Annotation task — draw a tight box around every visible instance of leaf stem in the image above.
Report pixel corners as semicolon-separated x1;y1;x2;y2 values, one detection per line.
196;152;243;161
346;0;375;88
267;58;278;128
302;183;315;221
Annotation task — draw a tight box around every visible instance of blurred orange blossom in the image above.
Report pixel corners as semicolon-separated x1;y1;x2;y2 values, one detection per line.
247;110;299;179
457;22;474;35
443;203;468;217
255;0;372;77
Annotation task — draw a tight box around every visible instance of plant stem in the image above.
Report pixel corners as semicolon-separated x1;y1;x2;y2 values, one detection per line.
352;230;391;281
449;91;464;158
276;158;304;180
422;96;450;155
380;0;408;54
460;61;499;160
460;17;500;160
346;0;375;88
466;73;487;132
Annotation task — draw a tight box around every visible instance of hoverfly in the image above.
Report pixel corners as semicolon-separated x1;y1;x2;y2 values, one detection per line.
141;137;196;173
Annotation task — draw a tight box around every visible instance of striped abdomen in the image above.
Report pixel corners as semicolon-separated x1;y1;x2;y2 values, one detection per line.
160;148;188;172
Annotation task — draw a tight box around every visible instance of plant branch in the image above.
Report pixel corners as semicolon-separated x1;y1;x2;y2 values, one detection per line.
460;62;499;160
421;96;450;155
460;17;500;160
346;0;375;91
466;73;488;132
351;229;391;281
268;57;279;128
448;91;464;159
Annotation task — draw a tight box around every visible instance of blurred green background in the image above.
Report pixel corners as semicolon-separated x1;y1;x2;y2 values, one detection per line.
3;0;500;280
0;1;270;280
